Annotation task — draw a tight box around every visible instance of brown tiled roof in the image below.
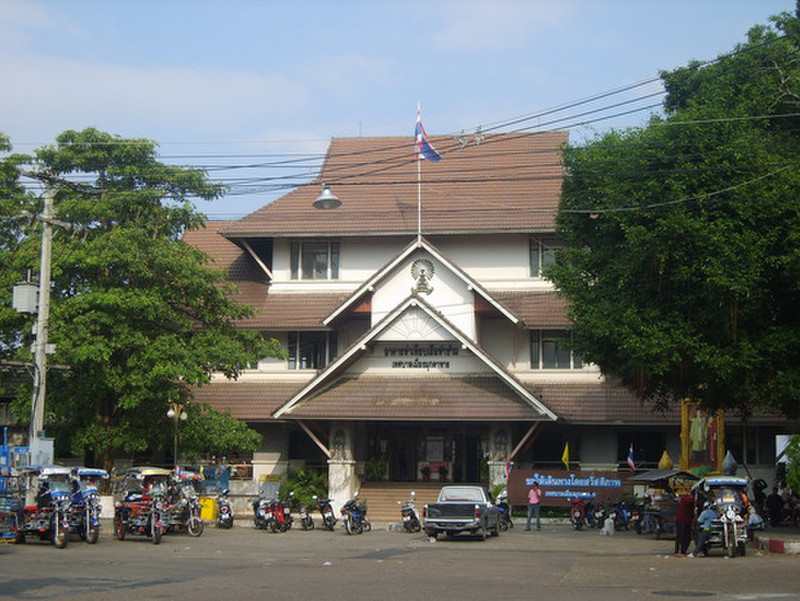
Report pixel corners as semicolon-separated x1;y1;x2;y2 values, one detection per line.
526;380;678;425
190;380;305;421
283;375;553;421
492;291;571;327
183;223;347;329
222;132;567;238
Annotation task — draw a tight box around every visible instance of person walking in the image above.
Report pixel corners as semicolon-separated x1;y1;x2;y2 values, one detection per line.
674;494;694;556
525;480;543;531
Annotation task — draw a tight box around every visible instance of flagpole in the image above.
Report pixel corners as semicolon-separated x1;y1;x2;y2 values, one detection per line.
417;150;422;244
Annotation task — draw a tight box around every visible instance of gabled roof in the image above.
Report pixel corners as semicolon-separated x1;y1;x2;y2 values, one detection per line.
221;131;567;238
324;236;520;326
274;294;558;421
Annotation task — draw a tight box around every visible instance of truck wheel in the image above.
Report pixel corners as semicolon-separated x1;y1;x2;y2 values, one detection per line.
425;529;438;540
491;522;500;537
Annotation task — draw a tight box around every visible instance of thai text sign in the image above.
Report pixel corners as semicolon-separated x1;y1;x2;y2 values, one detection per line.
507;469;634;507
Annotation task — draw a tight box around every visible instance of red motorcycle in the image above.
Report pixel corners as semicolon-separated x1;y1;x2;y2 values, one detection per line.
268;494;293;532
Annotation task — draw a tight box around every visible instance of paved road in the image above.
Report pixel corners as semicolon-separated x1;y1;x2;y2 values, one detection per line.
1;522;798;601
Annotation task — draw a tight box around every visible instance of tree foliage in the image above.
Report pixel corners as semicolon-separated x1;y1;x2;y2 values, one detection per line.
0;128;282;468
549;8;800;418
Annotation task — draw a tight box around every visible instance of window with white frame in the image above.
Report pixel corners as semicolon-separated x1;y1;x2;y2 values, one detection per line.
529;237;558;278
290;241;339;280
530;329;583;369
288;331;338;370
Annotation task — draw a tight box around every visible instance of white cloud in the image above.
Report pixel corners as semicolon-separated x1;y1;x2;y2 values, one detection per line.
429;0;574;52
0;52;312;144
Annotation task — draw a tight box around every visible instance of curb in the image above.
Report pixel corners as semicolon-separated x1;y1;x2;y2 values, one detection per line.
753;534;800;555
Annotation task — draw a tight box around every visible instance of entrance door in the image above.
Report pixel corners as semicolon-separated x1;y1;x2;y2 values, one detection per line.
453;434;482;482
391;432;415;482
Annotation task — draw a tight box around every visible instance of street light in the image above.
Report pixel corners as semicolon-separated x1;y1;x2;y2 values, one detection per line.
166;402;188;468
312;184;342;210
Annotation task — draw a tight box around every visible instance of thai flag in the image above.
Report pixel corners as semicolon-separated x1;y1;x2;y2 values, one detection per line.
415;110;441;162
503;454;512;480
627;444;636;471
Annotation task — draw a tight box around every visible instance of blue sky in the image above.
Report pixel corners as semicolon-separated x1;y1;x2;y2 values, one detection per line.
0;0;793;218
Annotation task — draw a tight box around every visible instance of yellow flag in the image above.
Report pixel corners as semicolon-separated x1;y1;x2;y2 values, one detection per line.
561;442;569;470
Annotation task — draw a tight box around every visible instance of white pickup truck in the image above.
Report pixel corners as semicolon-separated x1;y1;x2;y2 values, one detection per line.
422;485;500;540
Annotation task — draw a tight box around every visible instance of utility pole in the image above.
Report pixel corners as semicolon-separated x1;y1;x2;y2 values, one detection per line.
27;181;55;465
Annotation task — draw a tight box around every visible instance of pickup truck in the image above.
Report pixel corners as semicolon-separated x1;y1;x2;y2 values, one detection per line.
422;485;500;540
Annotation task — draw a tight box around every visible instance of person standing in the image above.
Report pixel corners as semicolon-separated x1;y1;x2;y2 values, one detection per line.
766;487;783;527
525;480;543;531
674;494;694;556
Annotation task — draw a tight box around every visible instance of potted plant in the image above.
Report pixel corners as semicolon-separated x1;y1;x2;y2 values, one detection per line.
438;464;449;482
364;455;387;482
420;465;431;482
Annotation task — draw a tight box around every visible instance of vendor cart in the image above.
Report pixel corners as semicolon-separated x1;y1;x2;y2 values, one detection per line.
628;469;699;538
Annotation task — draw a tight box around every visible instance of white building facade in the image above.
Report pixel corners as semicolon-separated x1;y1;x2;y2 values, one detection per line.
185;132;784;509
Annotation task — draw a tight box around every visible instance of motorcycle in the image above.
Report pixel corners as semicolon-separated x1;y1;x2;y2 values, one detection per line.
16;465;73;548
341;491;370;535
0;466;23;545
167;478;204;537
265;493;293;533
569;496;589;531
399;491;421;533
496;489;513;531
216;489;234;529
68;467;108;544
298;496;314;530
314;495;337;531
692;475;750;558
112;467;171;544
252;492;273;530
613;500;630;531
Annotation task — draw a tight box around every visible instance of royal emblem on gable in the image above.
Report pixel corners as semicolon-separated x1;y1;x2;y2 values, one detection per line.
411;258;434;294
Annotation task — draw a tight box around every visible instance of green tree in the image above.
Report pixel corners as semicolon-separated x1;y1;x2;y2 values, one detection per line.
0;128;282;468
549;8;800;418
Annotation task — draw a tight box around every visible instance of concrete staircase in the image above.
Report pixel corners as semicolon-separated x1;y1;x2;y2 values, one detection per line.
358;482;445;522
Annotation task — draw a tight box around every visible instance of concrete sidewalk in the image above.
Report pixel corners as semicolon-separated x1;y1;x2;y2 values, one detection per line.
753;525;800;554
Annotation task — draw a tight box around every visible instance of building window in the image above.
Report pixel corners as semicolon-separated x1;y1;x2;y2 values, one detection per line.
288;331;338;370
290;241;339;280
529;237;558;277
530;330;583;369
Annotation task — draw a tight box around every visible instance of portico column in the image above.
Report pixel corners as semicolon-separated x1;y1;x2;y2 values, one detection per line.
488;425;511;491
328;423;358;512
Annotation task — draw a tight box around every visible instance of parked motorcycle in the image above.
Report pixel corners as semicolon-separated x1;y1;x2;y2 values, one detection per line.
496;489;513;531
613;500;630;531
569;496;588;530
314;495;337;531
68;467;108;544
252;492;273;530
266;493;293;533
112;467;170;544
0;466;23;545
216;489;234;529
16;465;73;548
298;496;314;530
399;491;421;533
168;477;204;537
341;491;370;535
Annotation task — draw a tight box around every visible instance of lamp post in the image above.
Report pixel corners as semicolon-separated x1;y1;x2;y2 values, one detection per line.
166;403;188;468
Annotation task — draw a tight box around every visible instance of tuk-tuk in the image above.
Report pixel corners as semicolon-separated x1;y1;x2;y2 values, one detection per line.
0;465;23;545
692;475;750;557
68;467;109;544
16;465;73;548
112;467;172;544
167;468;204;536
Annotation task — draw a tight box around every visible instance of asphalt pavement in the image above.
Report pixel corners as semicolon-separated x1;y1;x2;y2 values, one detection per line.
1;520;798;601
